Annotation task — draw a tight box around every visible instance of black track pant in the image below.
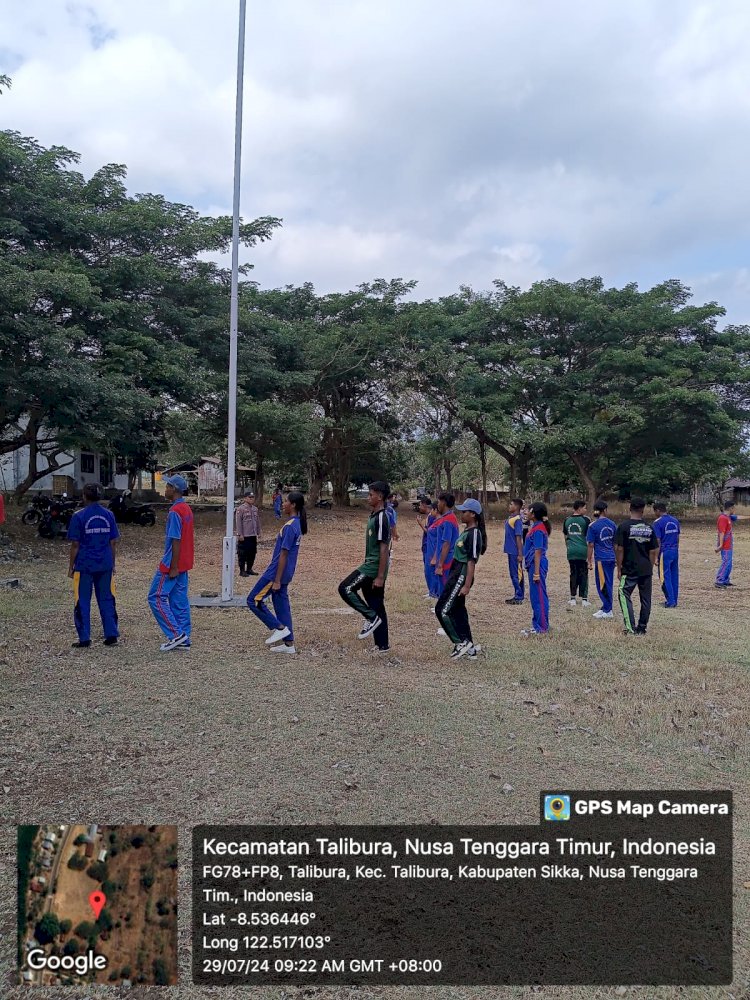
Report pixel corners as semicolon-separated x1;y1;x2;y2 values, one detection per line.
568;559;589;598
238;537;257;574
435;564;473;646
618;573;652;633
338;570;389;649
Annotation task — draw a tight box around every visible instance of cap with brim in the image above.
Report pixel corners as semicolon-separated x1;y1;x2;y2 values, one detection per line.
456;498;483;515
165;474;188;493
244;490;255;497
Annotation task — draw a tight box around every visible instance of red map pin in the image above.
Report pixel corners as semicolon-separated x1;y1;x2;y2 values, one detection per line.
89;890;106;920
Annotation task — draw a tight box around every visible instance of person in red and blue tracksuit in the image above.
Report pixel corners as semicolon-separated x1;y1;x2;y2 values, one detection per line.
431;493;460;597
247;492;307;655
652;500;681;607
67;483;120;648
147;474;194;651
522;502;552;636
503;497;525;604
715;500;740;588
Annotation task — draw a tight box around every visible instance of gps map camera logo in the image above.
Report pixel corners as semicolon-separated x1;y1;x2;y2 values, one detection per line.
544;794;570;820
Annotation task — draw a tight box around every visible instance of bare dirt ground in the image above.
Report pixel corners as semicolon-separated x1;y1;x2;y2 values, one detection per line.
0;505;748;1000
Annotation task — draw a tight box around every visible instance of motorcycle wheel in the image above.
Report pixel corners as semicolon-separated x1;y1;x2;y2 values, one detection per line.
22;510;41;525
38;520;55;539
140;511;156;526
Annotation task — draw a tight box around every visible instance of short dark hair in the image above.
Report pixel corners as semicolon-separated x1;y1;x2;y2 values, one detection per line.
510;497;524;508
369;481;390;500
653;501;667;512
83;483;102;501
419;497;433;508
630;497;646;512
438;492;455;508
594;499;608;511
573;499;586;510
724;500;736;509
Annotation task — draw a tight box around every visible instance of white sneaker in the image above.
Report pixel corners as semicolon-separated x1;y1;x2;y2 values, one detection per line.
592;610;614;619
265;626;291;645
520;629;542;638
160;632;189;652
436;627;447;636
431;606;436;614
582;599;591;608
270;644;296;654
450;641;472;659
357;617;382;639
568;598;577;607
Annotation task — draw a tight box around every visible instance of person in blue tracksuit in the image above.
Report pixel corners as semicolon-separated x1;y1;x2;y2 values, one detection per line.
417;498;438;597
521;502;552;636
247;491;306;654
503;497;525;604
67;483;120;648
586;499;617;619
273;484;283;519
652;500;681;607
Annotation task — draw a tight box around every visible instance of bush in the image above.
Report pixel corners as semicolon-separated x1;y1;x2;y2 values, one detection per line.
35;913;60;945
96;909;113;933
87;861;107;882
59;919;72;935
63;939;80;957
140;867;155;890
73;834;87;846
67;854;87;871
153;958;170;986
120;966;131;979
74;921;95;940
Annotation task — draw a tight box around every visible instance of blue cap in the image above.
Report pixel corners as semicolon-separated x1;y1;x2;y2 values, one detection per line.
456;498;482;515
165;474;188;493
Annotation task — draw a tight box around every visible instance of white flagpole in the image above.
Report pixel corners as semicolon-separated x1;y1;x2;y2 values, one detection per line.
221;0;247;602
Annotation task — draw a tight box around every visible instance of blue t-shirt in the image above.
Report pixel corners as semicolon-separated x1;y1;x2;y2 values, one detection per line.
436;513;460;568
67;504;119;573
503;514;524;555
265;516;302;585
586;516;616;562
652;514;680;551
523;522;549;571
160;505;183;570
386;503;398;529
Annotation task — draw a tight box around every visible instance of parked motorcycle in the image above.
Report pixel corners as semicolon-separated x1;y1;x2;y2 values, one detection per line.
108;491;156;527
314;497;333;510
21;495;55;525
38;497;79;539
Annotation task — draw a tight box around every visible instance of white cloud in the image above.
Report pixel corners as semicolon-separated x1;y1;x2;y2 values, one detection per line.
1;0;749;321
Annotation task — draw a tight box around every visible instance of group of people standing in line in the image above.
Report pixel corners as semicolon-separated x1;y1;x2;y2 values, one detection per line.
63;474;741;659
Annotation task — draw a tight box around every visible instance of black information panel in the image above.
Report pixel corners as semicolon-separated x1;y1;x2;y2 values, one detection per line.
192;791;732;986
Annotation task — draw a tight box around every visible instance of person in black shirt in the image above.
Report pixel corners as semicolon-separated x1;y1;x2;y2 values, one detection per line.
614;497;660;635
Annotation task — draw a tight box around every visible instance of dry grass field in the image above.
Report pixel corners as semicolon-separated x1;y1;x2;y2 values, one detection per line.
0;504;748;999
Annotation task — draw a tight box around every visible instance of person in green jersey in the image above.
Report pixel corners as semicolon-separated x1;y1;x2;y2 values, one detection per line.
338;480;392;652
435;498;487;660
563;499;591;607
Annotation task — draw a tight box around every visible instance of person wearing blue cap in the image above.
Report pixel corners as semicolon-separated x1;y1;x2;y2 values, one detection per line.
147;474;194;651
435;497;487;659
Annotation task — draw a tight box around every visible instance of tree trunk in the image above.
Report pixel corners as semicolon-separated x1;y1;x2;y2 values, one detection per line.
332;469;350;506
567;451;599;511
307;459;324;505
444;459;452;491
517;445;531;500
479;439;488;509
255;453;265;508
433;465;441;496
12;420;74;498
509;458;517;499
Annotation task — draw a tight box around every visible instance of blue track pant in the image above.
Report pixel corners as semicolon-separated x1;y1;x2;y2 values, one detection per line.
507;554;524;600
528;562;550;633
148;571;191;639
74;570;118;643
659;549;679;606
594;559;615;614
716;549;733;586
247;575;294;641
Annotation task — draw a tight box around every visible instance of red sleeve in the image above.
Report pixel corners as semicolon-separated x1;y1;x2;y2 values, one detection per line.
717;515;730;533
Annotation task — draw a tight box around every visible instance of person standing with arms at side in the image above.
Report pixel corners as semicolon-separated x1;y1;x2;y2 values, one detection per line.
586;499;617;619
615;497;659;635
247;491;306;655
147;474;194;651
563;500;591;608
503;497;525;604
431;493;460;597
652;500;680;607
416;498;438;597
235;489;260;577
385;493;400;543
521;502;552;637
272;484;283;519
715;500;740;588
67;483;120;648
338;481;391;653
435;498;487;659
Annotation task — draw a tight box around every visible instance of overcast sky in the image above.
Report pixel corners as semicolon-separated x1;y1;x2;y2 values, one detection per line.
2;0;749;323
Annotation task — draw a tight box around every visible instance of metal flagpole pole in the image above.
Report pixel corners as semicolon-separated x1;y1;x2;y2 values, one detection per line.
221;0;247;602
